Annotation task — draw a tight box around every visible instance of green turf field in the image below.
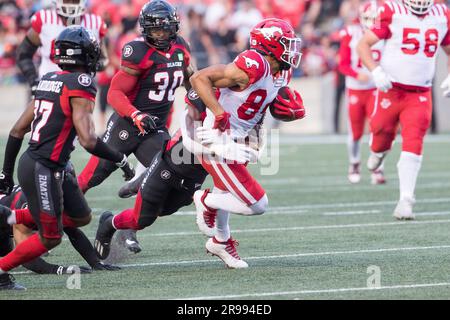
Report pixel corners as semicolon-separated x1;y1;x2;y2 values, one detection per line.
1;135;450;300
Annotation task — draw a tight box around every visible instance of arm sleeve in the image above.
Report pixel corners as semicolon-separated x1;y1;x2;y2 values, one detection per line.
107;70;139;118
1;135;23;177
370;4;393;40
16;37;39;86
338;29;359;78
233;50;267;85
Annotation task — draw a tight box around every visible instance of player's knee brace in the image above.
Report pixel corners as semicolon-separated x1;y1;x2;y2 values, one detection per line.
249;194;268;215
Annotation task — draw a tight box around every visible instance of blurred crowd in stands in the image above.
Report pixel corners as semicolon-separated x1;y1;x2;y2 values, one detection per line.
0;0;383;85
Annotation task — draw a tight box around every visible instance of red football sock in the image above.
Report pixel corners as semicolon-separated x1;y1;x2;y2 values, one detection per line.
0;233;48;272
112;209;140;230
14;208;36;229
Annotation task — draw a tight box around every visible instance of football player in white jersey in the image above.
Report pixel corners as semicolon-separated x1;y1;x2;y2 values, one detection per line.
339;1;386;185
190;18;305;268
357;0;450;219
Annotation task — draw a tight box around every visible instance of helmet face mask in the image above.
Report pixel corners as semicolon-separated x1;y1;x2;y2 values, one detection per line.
53;0;86;18
280;36;302;69
403;0;434;15
250;18;303;70
54;26;100;75
139;0;180;51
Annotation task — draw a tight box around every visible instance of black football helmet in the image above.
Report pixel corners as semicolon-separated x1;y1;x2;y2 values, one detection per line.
139;0;180;51
53;26;100;74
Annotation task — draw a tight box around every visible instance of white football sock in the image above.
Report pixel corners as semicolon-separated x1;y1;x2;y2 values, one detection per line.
215;209;230;242
129;161;146;182
204;191;268;216
204;192;253;215
347;135;361;165
397;151;422;200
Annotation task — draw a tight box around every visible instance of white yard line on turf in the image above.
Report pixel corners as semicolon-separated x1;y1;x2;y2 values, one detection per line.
137;218;450;238
119;244;450;269
178;282;450;300
12;244;450;276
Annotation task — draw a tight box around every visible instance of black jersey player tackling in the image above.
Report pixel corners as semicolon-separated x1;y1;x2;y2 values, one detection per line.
0;26;133;290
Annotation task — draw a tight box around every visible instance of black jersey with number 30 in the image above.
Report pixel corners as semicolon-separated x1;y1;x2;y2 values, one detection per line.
28;71;96;168
120;36;190;128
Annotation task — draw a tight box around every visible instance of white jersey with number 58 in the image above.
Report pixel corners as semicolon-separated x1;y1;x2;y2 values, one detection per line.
206;50;291;139
371;1;450;89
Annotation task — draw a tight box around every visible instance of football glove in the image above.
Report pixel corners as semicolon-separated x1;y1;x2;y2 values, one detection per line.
196;126;233;146
131;111;158;135
371;66;393;92
209;142;257;164
271;88;305;121
0;171;14;195
213;112;231;132
116;155;135;181
440;74;450;97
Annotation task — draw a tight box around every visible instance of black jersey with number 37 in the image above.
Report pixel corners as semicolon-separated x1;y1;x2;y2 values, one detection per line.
28;71;96;168
120;36;190;128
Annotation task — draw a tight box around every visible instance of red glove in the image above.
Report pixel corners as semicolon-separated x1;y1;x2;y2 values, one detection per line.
213;112;231;132
271;89;305;121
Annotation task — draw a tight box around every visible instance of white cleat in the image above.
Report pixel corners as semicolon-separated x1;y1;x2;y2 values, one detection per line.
348;163;361;184
206;237;248;269
393;197;416;220
371;169;386;185
367;152;386;171
193;189;217;237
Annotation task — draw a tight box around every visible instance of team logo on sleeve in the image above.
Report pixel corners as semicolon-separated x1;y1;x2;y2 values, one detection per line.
123;45;133;58
244;56;260;69
78;74;92;87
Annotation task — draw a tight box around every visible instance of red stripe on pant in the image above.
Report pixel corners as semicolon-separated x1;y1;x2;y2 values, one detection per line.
112;191;144;230
14;208;78;230
77;156;100;193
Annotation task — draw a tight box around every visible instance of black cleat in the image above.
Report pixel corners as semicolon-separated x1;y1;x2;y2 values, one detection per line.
91;261;121;271
117;171;146;199
94;211;116;260
0;273;26;291
117;229;142;254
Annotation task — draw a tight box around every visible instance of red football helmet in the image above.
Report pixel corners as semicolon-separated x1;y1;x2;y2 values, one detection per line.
403;0;434;15
250;18;302;69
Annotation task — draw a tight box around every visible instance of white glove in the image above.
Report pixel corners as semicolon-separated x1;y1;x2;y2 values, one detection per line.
440;74;450;97
371;66;393;92
196;126;232;145
209;142;254;164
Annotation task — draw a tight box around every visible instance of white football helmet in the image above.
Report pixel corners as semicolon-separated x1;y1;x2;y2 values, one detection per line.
53;0;87;18
403;0;434;15
359;1;379;29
